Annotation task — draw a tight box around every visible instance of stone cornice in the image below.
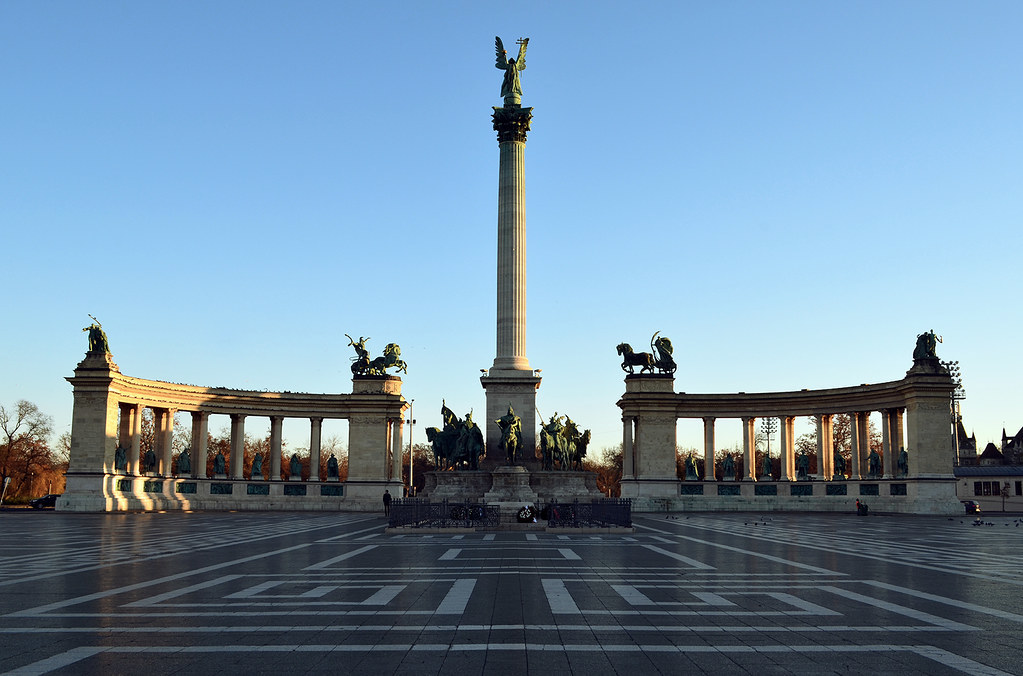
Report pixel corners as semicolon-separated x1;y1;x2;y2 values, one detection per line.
67;368;407;419
618;372;953;419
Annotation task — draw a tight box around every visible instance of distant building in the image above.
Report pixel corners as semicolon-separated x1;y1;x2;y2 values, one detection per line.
1002;425;1023;464
955;419;978;465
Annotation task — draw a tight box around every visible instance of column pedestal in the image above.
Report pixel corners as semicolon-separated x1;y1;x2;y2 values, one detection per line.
481;370;541;469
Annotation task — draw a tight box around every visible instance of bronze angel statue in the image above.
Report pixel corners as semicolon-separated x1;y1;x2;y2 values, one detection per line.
495;36;528;105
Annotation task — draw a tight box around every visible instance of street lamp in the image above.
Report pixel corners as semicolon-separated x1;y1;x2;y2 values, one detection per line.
760;417;778;456
760;417;778;477
405;399;414;496
941;360;966;465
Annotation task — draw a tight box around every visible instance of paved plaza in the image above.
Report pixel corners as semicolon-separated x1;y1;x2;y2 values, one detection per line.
1;510;1022;675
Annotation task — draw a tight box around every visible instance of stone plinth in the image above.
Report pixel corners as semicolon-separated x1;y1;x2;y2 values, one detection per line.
421;471;494;501
481;370;541;464
484;465;539;504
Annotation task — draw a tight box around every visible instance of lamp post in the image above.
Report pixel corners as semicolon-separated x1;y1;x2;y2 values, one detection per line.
760;417;777;477
760;417;778;455
941;360;965;465
405;399;414;496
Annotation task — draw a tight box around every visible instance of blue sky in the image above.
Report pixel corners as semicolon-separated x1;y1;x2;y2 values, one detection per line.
2;2;1021;455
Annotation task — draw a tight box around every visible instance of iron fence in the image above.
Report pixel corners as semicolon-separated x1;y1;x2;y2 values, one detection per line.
389;498;500;529
544;498;632;528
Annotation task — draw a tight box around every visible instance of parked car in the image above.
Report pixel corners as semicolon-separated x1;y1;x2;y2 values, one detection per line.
961;500;981;514
29;494;59;509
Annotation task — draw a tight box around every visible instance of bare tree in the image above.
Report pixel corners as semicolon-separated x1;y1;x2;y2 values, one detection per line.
0;400;56;498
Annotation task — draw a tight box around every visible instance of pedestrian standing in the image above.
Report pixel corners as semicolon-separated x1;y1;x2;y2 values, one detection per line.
383;489;391;516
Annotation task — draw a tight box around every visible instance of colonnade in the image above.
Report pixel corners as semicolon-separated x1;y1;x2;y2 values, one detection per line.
113;405;410;482
637;409;908;482
63;350;409;511
616;362;958;513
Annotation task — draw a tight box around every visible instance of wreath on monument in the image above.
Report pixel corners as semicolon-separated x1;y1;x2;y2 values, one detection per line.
517;506;537;523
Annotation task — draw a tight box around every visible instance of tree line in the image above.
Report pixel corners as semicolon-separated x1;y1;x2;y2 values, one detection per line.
0;400;68;502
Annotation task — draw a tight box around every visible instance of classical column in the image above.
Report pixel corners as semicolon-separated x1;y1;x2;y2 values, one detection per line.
269;416;283;480
153;408;174;476
229;414;245;480
881;409;894;479
742;417;756;481
703;417;716;481
309;417;322;482
893;407;906;466
128;404;142;476
849;413;861;479
118;404;132;458
822;414;834;478
623;416;635;479
190;411;208;479
856;412;870;480
391;418;404;484
481;101;541;461
780;416;795;481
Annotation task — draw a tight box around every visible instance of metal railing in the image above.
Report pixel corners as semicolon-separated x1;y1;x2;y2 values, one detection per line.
389;498;500;529
544;498;632;528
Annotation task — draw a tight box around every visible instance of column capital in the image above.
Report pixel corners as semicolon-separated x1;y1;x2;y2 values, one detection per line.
492;105;533;143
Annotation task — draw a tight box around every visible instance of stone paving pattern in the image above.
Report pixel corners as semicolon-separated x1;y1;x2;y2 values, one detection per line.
1;510;1022;675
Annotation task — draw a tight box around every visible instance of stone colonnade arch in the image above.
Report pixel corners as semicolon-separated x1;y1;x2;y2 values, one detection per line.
61;351;407;511
618;361;958;514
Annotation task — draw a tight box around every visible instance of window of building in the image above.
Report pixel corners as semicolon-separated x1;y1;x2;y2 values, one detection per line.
1016;481;1021;496
983;482;993;496
974;482;983;496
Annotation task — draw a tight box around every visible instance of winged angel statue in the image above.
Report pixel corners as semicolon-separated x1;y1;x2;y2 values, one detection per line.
495;36;529;105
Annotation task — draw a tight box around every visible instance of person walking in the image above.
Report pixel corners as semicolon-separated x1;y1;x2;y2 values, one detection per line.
383;489;392;516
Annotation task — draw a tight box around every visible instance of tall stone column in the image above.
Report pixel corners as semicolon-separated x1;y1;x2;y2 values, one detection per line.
153;408;173;476
881;409;894;479
849;412;862;479
391;418;404;484
780;416;795;481
190;412;208;479
622;416;635;479
309;417;322;481
856;412;870;480
269;416;283;480
703;417;716;481
481;103;541;462
229;414;245;480
128;404;142;476
742;417;756;481
821;414;834;479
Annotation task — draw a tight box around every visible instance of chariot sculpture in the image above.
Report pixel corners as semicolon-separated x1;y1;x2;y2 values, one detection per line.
346;334;407;376
616;331;677;375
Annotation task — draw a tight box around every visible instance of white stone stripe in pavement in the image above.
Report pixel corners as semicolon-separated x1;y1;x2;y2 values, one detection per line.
641;545;714;569
434;578;476;614
2;644;1010;676
542;579;580;614
638;526;843;574
128;575;243;606
302;545;378;570
820;586;979;631
0;623;962;634
8;524;384;617
862;580;1023;624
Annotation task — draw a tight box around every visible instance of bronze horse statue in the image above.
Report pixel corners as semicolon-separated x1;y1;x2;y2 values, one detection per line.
616;343;655;374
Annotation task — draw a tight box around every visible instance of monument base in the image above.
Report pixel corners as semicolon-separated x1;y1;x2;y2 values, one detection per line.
484;465;539;504
481;369;541;470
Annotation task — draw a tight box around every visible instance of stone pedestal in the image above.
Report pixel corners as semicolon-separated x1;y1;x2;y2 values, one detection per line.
481;370;541;466
484;465;539;504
